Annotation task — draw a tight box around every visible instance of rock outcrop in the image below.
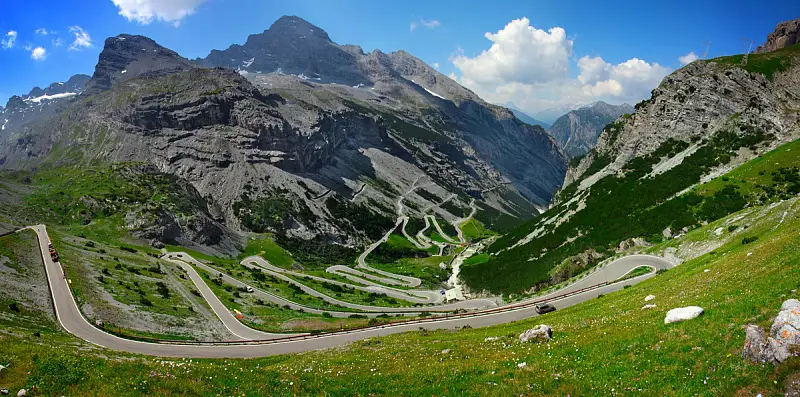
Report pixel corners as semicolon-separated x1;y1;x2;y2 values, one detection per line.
756;17;800;54
0;73;91;143
519;324;552;342
0;17;569;251
564;50;800;190
743;299;800;365
84;34;196;95
664;306;704;324
548;101;633;158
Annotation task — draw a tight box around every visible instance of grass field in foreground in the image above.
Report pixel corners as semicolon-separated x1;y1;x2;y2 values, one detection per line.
0;196;798;396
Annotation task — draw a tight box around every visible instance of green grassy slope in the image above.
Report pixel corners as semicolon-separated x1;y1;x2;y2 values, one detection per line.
0;195;798;396
462;128;782;296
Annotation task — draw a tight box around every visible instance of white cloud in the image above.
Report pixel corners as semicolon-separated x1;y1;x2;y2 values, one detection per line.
1;31;17;49
111;0;207;26
30;47;47;61
678;51;699;65
35;28;49;36
432;62;440;69
52;37;64;47
68;26;92;50
450;17;671;115
453;18;573;87
410;18;440;32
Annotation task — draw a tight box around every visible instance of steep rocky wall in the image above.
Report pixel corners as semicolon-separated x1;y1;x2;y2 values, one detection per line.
564;55;800;189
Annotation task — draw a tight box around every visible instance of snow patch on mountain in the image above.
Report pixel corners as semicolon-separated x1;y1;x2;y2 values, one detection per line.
24;92;77;104
411;80;447;100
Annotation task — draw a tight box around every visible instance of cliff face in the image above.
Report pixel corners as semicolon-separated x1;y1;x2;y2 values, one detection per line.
548;102;633;158
564;47;800;189
0;18;569;250
756;17;800;54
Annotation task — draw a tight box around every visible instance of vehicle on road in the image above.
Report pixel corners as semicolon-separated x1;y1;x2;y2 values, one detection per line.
534;303;556;314
246;286;254;293
49;247;60;262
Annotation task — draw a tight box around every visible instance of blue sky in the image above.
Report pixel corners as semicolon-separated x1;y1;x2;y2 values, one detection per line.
1;0;798;115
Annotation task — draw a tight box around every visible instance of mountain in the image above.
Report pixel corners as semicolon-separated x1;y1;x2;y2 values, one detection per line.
530;103;583;125
0;73;91;145
0;16;567;253
501;102;550;129
461;41;800;295
547;101;633;158
755;17;799;53
84;34;196;95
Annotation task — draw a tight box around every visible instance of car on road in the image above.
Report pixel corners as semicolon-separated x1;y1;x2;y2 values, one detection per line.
535;303;556;314
246;286;254;293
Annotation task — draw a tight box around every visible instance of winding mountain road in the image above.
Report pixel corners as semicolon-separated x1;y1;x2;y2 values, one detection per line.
27;224;674;358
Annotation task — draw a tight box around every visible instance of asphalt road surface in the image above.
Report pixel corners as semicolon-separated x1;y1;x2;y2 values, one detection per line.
26;224;673;358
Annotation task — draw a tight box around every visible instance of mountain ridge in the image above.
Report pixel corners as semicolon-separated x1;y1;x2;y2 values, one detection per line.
548;101;633;158
0;15;568;253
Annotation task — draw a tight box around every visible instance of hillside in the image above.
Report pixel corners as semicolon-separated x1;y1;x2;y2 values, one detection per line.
503;102;551;129
0;16;567;255
0;186;798;395
548;101;633;158
461;44;800;296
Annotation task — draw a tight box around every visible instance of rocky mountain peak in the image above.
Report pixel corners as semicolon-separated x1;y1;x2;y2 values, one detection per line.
84;34;196;95
4;95;26;111
548;101;634;158
199;16;368;85
756;17;800;54
266;15;332;42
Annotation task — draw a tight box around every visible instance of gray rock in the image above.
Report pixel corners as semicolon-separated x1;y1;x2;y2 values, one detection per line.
641;304;657;310
519;324;552;343
16;390;25;397
564;53;799;195
755;18;800;54
150;240;166;249
440;349;450;354
548;101;634;158
1;16;569;254
0;388;8;395
644;294;656;302
742;324;792;365
743;325;776;364
771;299;800;345
664;306;704;324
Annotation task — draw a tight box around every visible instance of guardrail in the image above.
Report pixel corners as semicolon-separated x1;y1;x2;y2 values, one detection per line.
34;225;630;348
89;280;612;346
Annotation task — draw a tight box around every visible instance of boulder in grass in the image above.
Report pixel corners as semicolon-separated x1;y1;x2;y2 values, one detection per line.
742;324;790;365
664;306;704;324
519;325;552;343
771;299;800;345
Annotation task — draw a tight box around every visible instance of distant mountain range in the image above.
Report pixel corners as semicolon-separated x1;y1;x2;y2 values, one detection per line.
548;101;634;158
503;102;550;130
0;15;567;251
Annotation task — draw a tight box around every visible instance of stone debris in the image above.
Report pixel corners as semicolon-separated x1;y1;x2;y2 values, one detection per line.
519;325;552;343
743;299;800;365
664;306;704;324
644;295;655;302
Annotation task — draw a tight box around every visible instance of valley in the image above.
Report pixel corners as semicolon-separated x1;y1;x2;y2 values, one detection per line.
0;8;799;397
